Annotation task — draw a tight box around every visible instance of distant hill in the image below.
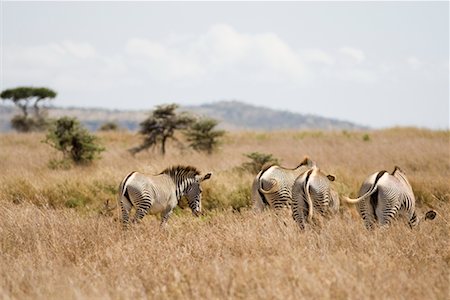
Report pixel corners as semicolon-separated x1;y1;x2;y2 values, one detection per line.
184;101;363;131
0;101;365;132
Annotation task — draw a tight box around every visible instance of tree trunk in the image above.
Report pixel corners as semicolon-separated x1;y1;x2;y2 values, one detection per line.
33;98;42;118
18;103;28;117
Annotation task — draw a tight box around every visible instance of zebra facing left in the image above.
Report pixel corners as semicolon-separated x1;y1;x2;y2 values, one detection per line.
118;165;212;227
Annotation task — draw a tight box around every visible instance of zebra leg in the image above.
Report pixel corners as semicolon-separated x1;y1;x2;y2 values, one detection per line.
119;195;132;227
400;195;419;229
160;208;173;229
292;194;307;230
132;205;151;223
357;198;376;230
408;210;419;228
377;194;399;227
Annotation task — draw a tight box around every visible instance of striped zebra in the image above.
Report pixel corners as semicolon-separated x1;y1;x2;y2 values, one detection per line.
292;165;340;229
343;166;419;229
118;165;212;227
251;157;315;211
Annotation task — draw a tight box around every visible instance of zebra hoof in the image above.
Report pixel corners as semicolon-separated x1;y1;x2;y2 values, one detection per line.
425;210;437;221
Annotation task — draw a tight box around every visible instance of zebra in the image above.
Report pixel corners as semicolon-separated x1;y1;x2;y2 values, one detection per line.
251;157;316;211
343;166;420;229
118;165;212;227
291;165;339;229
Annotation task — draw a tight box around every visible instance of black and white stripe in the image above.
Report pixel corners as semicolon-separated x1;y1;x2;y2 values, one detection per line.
344;166;419;229
292;166;339;230
118;165;211;227
252;157;316;211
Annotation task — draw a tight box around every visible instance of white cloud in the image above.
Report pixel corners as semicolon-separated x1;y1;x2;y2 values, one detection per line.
125;38;205;81
339;47;366;64
301;49;334;65
124;24;306;82
3;41;129;93
61;41;97;59
406;56;422;70
336;68;377;83
4;25;385;98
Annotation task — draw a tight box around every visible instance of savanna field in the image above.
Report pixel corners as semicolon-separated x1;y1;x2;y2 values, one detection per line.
0;128;449;299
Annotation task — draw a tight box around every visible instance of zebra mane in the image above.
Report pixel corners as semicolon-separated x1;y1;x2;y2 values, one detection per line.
160;165;200;179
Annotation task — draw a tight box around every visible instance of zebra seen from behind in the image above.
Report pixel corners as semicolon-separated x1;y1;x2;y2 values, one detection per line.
118;165;212;227
251;157;316;211
292;165;340;230
343;166;422;229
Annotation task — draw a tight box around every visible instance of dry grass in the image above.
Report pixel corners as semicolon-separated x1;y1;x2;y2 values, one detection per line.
0;128;449;299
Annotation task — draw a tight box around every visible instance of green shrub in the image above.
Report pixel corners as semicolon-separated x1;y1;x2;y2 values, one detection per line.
99;121;119;131
65;197;87;208
11;115;48;132
362;133;370;142
241;152;279;174
201;176;252;212
41;180;116;210
44;117;105;165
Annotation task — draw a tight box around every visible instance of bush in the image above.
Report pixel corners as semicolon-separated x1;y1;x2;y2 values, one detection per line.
362;133;370;141
44;117;105;165
11;115;48;132
241;152;280;174
99;121;119;131
201;180;252;212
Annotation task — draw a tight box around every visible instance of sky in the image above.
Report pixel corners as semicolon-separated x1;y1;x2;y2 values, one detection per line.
1;1;449;129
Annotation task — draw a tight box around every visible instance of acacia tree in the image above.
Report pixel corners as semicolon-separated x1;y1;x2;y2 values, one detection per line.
129;104;195;155
1;86;57;132
184;118;225;154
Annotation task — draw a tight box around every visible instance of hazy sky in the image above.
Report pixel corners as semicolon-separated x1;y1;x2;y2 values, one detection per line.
1;1;449;129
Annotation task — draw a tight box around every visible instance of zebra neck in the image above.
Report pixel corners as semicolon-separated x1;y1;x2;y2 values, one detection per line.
174;177;194;200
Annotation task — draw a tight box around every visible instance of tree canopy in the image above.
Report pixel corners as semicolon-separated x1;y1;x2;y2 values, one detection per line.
1;86;57;117
184;118;225;154
129;104;195;155
1;86;57;132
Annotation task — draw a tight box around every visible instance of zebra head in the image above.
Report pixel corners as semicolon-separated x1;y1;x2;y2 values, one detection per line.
185;172;212;217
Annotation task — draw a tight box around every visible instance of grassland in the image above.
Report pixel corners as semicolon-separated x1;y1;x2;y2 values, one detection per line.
0;128;449;299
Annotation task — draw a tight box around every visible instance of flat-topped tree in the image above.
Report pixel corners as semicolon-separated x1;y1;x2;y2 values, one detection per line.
1;86;57;118
129;103;195;155
1;87;57;132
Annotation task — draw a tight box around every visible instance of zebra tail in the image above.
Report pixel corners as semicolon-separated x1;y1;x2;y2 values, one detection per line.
252;171;269;209
343;171;386;204
118;171;136;206
259;178;279;194
343;186;378;204
304;169;315;223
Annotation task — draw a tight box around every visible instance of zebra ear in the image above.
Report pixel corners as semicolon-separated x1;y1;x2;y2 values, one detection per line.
201;172;212;181
327;174;335;182
425;210;436;221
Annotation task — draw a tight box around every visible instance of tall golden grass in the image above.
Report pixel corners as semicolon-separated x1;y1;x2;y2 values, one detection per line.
0;128;449;299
